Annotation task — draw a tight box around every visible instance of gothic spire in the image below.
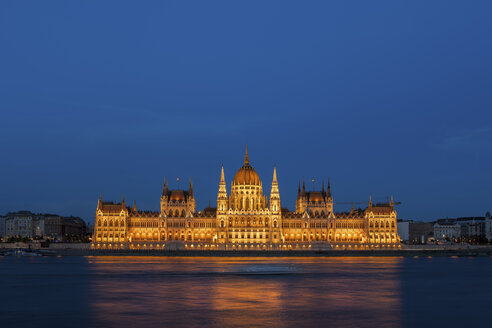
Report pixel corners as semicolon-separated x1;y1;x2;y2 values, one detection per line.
189;178;194;197
244;144;249;165
369;195;372;207
220;164;225;184
327;177;331;197
302;179;306;197
218;164;227;195
271;166;279;195
162;177;168;196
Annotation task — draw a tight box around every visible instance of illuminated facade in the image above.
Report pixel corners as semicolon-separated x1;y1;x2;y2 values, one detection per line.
93;148;400;249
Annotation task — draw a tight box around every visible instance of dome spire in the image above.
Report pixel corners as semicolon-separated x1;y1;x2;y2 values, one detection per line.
244;144;249;165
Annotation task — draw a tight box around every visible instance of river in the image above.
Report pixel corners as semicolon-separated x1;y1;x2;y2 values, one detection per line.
1;256;490;327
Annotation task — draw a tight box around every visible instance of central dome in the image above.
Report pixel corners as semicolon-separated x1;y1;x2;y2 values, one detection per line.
233;147;261;186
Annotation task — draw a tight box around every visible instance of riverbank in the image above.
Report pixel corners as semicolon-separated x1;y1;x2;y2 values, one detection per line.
2;243;492;257
72;247;492;257
2;247;492;257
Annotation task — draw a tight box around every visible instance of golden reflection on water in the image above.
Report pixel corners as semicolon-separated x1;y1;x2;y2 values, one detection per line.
87;257;403;328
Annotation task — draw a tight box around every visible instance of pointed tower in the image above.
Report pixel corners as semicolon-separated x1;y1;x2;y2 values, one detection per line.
216;164;229;244
162;178;169;197
160;178;169;216
244;144;249;165
189;178;194;198
270;166;281;213
217;165;228;213
390;195;394;207
369;195;373;207
326;177;333;213
121;195;125;208
133;201;137;212
187;178;196;214
97;194;102;210
296;178;308;214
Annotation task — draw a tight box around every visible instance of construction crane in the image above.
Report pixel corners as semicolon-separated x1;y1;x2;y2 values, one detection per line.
335;199;402;206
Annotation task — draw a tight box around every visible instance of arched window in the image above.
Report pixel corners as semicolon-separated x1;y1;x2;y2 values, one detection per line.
181;210;186;217
273;220;278;228
104;220;108;227
220;220;225;228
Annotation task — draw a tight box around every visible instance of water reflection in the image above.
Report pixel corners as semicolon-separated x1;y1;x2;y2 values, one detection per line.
88;257;403;328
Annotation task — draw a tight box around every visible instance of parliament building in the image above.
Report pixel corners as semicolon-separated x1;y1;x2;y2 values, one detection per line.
92;148;400;250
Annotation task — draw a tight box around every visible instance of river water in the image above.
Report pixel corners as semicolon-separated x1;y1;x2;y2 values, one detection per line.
0;256;490;327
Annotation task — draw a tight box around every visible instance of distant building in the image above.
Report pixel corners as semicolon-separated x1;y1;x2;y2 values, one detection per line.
5;211;36;238
63;217;86;239
33;215;45;236
44;215;64;239
408;221;434;244
3;211;86;241
485;212;492;241
397;220;410;242
457;217;486;242
0;216;6;241
434;219;461;240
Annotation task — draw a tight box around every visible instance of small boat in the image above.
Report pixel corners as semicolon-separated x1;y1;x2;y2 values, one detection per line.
4;249;43;257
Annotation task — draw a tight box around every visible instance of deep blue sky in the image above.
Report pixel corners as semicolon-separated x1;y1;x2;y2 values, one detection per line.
1;1;491;223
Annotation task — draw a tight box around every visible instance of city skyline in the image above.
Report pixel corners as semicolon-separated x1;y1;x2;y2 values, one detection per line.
1;145;489;223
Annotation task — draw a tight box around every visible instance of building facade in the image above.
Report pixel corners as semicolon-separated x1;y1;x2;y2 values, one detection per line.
457;217;486;243
5;211;37;239
434;220;461;241
397;220;410;242
1;211;87;241
93;149;400;249
486;212;492;241
0;216;6;241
